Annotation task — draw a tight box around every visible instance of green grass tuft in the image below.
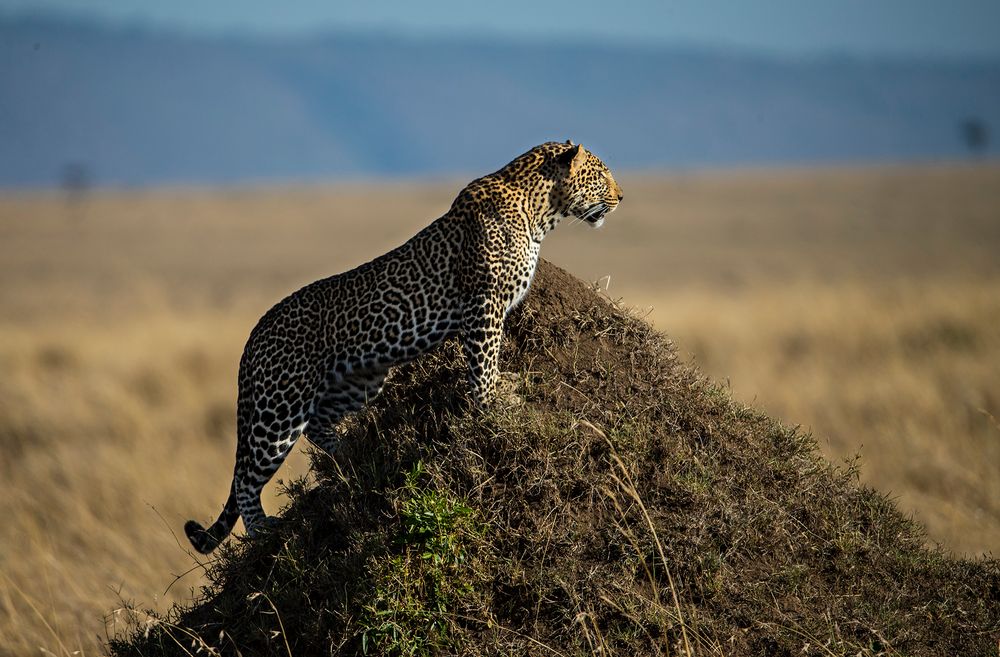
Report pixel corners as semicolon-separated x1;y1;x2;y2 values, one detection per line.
359;461;486;656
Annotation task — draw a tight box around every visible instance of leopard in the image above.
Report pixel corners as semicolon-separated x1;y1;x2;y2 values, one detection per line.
185;140;623;553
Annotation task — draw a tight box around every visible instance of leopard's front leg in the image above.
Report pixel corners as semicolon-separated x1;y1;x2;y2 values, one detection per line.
461;289;504;408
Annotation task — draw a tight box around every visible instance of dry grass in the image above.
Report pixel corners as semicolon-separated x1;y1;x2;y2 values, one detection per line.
0;163;998;654
646;280;1000;558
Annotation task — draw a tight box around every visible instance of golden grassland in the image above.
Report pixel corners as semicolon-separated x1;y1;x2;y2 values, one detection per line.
1;164;998;655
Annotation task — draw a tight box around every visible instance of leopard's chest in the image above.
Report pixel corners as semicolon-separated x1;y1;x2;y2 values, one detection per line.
506;240;542;315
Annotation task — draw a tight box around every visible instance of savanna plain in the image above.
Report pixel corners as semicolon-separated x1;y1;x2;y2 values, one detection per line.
1;163;998;655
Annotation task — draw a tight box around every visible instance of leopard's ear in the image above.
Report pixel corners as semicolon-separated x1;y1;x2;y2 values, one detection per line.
557;143;588;174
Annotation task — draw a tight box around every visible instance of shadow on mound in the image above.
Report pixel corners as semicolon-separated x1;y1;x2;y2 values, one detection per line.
111;260;999;657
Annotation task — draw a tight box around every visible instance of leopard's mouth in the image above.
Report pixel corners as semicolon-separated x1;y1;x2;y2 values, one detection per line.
581;202;612;227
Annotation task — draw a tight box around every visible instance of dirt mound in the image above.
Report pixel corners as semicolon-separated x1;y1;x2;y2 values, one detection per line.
111;260;999;656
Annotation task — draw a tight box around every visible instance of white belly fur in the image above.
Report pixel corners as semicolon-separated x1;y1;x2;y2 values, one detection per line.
507;242;541;314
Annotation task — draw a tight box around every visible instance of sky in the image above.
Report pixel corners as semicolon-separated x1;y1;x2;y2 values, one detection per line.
3;0;1000;58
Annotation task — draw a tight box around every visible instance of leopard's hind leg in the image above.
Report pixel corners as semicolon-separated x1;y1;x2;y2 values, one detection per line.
185;367;267;554
186;367;386;553
234;397;313;537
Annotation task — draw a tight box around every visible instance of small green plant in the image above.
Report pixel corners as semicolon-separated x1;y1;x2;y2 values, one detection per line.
398;461;475;566
359;462;485;656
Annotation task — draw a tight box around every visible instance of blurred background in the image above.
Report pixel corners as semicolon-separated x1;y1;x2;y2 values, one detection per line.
1;1;998;654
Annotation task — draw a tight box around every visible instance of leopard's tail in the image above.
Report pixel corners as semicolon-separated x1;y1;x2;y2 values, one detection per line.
184;484;238;554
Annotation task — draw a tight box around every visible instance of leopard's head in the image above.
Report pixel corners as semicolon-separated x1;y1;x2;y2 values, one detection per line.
550;141;623;228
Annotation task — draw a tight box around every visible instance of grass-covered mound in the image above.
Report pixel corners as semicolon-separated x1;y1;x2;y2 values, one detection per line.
111;261;999;657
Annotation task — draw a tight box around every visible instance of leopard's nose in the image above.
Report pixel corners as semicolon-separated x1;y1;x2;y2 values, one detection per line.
617;192;624;202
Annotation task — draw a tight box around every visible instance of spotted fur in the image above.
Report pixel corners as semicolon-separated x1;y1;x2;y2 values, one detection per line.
184;141;623;553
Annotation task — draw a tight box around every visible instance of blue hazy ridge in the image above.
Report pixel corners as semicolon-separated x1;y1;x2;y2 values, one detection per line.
2;17;999;187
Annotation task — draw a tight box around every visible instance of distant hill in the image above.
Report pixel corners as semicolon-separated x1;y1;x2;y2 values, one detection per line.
2;16;1000;187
